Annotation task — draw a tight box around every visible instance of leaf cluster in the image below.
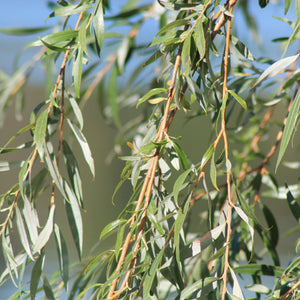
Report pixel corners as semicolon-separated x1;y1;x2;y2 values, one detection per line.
0;0;300;299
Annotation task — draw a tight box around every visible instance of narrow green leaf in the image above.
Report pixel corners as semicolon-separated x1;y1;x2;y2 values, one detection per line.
34;110;48;161
32;204;55;254
107;64;121;127
234;264;284;277
181;33;191;76
231;35;254;61
235;187;262;227
210;151;218;190
296;0;300;20
0;160;24;172
100;219;126;240
174;196;190;268
0;141;32;154
286;183;300;224
30;251;45;300
105;4;151;19
144;49;163;67
143;246;164;298
64;181;83;259
136;88;167;108
282;22;300;58
245;284;270;294
180;277;217;299
50;4;92;17
255;54;299;87
62;141;83;207
276;89;300;171
228;90;247;110
156;19;189;36
68;96;83;130
73;47;83;98
262;204;279;247
173;169;191;205
200;143;214;170
234;205;254;248
229;266;246;300
117;37;130;74
78;17;88;57
40;38;69;52
23;195;39;244
41;273;55;300
173;141;190;170
115;224;126;261
29;30;78;47
18;158;29;200
44;143;67;199
54;224;69;288
285;0;292;14
194;19;205;59
15;207;34;260
67;119;95;177
0;27;50;35
93;0;104;56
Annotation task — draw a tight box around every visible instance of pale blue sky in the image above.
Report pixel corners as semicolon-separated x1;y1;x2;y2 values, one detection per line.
0;1;298;82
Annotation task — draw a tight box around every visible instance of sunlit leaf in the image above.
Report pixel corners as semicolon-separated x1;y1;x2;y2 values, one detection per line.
172;141;190;170
32;204;55;254
73;47;83;98
69;96;83;130
100;219;126;240
255;54;299;87
49;4;93;17
15;207;34;260
228;90;247;110
29;30;78;47
136;88;167;108
34;109;48;161
179;277;217;299
0;161;24;172
67;119;95;177
93;0;104;56
229;266;246;300
22;195;39;244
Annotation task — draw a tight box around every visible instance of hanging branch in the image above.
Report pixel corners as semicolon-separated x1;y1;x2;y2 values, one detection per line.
220;1;235;299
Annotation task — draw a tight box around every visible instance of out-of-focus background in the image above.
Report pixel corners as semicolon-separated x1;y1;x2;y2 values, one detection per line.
0;1;299;298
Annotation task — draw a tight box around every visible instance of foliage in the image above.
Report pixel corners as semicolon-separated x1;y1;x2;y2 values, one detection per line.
1;0;300;299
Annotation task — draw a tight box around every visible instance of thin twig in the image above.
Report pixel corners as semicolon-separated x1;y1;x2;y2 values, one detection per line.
220;1;235;299
49;12;84;205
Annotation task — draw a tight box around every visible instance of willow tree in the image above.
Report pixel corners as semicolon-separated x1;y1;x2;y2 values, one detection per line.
1;0;300;299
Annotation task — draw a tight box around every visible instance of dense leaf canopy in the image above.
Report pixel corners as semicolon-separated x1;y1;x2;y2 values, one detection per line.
1;0;300;299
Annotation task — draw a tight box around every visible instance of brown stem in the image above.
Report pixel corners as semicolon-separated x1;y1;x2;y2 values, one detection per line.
49;12;84;205
220;1;235;299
